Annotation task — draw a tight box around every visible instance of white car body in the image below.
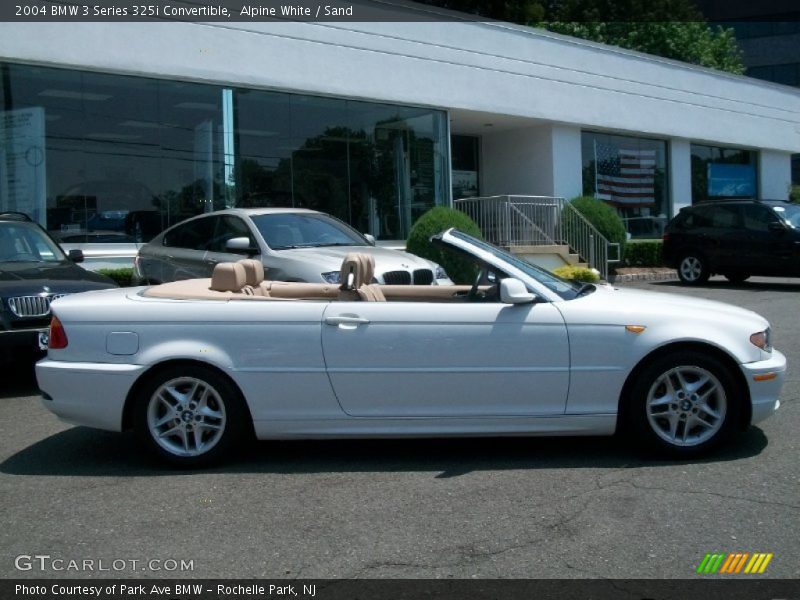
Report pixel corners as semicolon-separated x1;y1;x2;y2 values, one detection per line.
37;230;785;464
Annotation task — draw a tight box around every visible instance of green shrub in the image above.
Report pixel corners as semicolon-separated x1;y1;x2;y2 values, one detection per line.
97;267;133;287
406;206;483;284
622;240;663;267
791;184;800;204
552;265;600;283
566;196;627;258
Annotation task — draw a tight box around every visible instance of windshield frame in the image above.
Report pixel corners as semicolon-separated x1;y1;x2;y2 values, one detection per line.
436;229;586;302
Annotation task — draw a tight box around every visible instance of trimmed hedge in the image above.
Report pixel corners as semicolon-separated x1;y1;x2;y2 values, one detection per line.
406;207;483;284
552;265;600;283
791;184;800;203
567;196;627;258
97;268;134;287
622;240;663;267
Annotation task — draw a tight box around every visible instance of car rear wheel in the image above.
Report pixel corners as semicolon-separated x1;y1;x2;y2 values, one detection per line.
625;351;740;457
134;365;250;467
677;253;710;285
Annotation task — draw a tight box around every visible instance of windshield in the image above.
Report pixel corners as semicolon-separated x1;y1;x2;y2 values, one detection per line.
0;221;67;264
251;213;368;250
772;204;800;228
448;230;585;299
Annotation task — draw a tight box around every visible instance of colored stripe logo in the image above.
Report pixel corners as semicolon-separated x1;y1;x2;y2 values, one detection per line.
696;553;773;574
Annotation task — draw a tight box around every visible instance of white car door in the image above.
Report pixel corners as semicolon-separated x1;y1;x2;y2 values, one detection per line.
320;300;569;417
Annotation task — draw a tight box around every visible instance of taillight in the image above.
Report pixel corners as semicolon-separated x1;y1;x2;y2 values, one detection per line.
48;316;68;349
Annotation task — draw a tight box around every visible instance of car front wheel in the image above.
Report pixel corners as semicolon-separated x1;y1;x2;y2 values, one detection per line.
677;253;710;285
134;365;250;467
625;351;740;457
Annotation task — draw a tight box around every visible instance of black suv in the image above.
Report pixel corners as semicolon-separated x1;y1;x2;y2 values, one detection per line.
1;213;117;363
663;200;800;285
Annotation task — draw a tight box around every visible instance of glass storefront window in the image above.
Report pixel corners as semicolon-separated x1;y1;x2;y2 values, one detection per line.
691;144;758;204
581;131;669;239
0;62;449;245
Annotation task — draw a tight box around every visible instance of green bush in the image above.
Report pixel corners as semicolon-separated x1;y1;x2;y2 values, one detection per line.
622;240;663;267
791;184;800;204
406;207;483;284
566;196;627;258
97;268;134;287
552;265;600;283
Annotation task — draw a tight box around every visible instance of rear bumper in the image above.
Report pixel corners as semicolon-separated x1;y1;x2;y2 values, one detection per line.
36;359;145;431
740;350;786;426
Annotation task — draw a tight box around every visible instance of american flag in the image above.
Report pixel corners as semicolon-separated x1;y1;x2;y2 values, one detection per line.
595;143;656;206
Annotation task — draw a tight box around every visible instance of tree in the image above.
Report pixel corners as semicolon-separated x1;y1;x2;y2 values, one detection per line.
415;0;744;75
544;0;744;74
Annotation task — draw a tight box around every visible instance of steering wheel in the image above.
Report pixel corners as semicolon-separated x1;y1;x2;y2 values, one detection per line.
467;267;485;302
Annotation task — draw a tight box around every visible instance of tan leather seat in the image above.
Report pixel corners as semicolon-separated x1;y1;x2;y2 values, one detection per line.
239;259;269;296
339;253;385;301
210;262;246;292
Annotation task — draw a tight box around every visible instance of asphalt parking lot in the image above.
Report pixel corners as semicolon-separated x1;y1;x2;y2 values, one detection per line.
1;276;798;580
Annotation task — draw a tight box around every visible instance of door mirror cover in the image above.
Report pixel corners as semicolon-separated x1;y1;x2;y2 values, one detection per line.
500;278;536;304
67;249;84;263
225;237;258;255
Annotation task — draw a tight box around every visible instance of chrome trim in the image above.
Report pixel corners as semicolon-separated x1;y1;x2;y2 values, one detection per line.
7;294;67;318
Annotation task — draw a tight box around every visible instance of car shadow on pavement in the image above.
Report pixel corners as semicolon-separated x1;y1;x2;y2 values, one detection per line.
1;425;769;478
650;280;800;292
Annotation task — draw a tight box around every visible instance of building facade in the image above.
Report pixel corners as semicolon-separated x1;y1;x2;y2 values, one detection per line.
1;14;799;244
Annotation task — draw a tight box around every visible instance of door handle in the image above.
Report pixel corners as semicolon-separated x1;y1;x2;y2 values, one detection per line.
325;315;370;327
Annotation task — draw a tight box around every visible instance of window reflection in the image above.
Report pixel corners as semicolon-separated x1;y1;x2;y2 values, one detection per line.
1;62;448;246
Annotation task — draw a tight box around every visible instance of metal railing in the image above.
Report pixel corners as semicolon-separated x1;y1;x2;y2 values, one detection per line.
454;195;620;280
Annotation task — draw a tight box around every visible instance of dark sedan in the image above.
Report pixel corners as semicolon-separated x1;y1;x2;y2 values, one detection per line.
1;213;117;363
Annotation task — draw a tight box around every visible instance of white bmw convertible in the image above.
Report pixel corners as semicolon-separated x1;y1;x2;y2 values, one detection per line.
36;229;786;466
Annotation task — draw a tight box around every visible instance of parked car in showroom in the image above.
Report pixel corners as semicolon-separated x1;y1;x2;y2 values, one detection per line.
663;199;800;285
133;208;452;286
0;212;117;364
37;229;784;467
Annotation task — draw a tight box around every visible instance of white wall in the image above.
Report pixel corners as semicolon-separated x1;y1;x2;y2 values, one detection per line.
481;126;554;197
759;151;793;200
1;19;799;154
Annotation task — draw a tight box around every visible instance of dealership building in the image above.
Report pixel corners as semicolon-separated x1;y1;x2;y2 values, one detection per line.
1;7;800;246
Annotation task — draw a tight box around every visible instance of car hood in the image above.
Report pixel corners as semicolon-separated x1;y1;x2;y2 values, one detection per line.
276;246;436;272
0;261;117;294
580;284;768;328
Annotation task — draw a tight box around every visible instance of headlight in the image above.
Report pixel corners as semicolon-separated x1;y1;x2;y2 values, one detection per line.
322;271;341;284
435;266;449;280
750;328;772;352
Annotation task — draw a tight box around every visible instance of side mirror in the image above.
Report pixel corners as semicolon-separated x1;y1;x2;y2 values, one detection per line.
363;233;376;246
225;237;258;255
500;278;536;304
768;221;786;233
67;249;84;263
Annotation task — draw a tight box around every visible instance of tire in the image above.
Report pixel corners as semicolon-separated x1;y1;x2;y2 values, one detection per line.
624;350;741;458
724;272;750;284
133;364;250;467
677;252;710;285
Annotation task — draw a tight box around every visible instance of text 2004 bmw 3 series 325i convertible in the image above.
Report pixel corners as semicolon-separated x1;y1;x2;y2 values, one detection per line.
36;229;786;466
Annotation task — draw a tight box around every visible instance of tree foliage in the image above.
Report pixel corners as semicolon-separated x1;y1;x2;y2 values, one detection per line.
416;0;744;75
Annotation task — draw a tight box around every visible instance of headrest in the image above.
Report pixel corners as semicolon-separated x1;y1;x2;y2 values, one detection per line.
210;262;246;292
339;253;375;290
239;259;265;286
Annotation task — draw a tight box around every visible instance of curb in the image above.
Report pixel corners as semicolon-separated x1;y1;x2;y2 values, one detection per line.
608;270;678;283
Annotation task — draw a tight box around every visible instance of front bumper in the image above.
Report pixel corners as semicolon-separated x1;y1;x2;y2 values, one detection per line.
36;359;146;431
741;350;787;426
0;328;48;360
